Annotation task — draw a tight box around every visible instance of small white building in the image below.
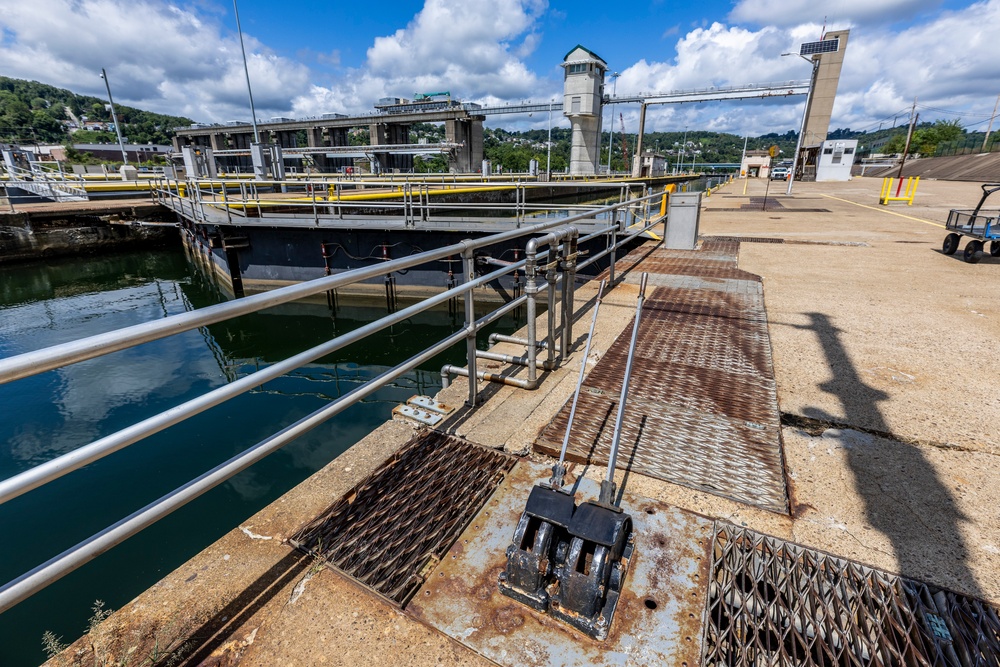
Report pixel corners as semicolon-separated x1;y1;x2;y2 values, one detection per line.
632;151;668;177
799;139;858;181
740;150;772;178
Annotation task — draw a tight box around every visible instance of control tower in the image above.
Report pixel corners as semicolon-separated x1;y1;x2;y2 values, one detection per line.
562;45;606;176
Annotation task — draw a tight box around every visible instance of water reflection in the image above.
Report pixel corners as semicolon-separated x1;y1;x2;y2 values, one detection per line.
0;248;521;667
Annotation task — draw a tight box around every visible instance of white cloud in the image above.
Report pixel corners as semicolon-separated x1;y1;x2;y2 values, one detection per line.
613;1;1000;135
0;0;996;137
0;0;311;122
729;0;943;27
292;0;549;118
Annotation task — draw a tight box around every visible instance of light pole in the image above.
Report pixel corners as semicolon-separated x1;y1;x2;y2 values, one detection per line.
679;127;688;173
606;72;619;174
546;99;553;179
233;0;260;143
100;69;129;165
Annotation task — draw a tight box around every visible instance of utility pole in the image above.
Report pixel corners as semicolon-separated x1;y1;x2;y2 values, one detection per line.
546;100;553;179
606;72;619;174
100;69;129;165
740;135;748;176
895;98;918;196
234;0;260;143
982;93;1000;153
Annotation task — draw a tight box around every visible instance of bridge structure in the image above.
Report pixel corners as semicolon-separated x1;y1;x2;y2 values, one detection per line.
172;75;812;178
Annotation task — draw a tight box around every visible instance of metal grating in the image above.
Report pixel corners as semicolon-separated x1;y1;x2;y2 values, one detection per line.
536;240;789;513
706;236;787;244
704;523;1000;666
290;431;515;606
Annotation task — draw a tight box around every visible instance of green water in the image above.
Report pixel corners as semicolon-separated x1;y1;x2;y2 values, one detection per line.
0;248;521;666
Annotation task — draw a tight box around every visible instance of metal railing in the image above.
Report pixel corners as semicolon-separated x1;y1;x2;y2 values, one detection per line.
152;176;658;230
2;165;90;202
0;187;670;613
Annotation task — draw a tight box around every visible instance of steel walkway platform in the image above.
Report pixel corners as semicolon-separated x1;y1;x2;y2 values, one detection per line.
535;239;789;513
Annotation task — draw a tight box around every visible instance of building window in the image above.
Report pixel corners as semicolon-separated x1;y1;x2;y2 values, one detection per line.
844;147;854;154
568;63;587;74
571;97;581;113
823;148;833;154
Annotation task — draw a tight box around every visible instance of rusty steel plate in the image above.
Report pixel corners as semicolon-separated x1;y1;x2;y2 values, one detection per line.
704;523;1000;666
407;460;715;667
536;273;788;513
290;430;515;606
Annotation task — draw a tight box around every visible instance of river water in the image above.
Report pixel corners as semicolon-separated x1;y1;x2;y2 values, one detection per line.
0;248;521;666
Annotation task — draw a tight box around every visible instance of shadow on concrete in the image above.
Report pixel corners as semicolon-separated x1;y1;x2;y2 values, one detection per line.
796;311;983;597
175;549;311;666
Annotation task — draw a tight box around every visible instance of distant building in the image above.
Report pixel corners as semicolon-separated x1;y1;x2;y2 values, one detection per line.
740;150;772;178
632;151;668;177
46;143;173;162
799;139;857;181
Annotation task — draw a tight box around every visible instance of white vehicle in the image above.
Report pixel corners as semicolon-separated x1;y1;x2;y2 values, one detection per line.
770;167;789;180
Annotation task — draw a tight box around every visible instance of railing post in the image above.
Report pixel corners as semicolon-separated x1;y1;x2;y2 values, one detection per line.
524;244;540;386
560;230;578;359
462;247;478;407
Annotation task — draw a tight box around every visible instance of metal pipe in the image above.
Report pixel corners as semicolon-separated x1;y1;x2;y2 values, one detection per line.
0;327;468;615
462;248;478;407
475;349;557;370
560;231;579;357
550;279;606;489
0;258;520;506
2;196;665;385
487;333;548;349
599;272;649;506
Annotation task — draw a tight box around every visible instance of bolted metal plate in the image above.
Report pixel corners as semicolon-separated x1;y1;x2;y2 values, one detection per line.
536;239;788;513
704;523;1000;666
290;430;515;606
407;460;715;667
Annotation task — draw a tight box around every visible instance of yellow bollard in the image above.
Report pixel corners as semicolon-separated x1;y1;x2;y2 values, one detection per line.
660;193;668;217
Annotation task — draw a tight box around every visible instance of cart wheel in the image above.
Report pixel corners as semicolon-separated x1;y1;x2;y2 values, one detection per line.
963;240;984;264
991;240;1000;257
943;233;961;255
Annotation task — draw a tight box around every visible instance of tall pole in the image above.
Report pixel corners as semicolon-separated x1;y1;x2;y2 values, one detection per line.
100;69;129;165
740;135;748;176
233;0;260;143
546;100;552;179
679;127;687;173
786;56;818;195
894;98;918;195
982;93;1000;153
606;72;619;174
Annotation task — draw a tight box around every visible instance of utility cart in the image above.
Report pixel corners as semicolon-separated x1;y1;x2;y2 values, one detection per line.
942;183;1000;263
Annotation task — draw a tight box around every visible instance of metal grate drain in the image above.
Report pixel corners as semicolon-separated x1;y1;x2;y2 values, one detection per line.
291;431;515;606
706;236;787;244
704;524;1000;666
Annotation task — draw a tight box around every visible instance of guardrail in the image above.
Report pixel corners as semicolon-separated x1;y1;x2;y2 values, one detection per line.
152;177;658;229
0;187;670;613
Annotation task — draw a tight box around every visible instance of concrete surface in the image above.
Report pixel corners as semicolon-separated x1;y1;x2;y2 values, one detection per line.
46;175;1000;666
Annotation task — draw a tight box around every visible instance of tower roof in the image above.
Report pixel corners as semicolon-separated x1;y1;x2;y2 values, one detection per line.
562;45;607;66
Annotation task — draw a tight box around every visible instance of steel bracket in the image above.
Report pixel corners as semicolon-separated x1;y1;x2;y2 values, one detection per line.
548;501;634;641
498;485;575;611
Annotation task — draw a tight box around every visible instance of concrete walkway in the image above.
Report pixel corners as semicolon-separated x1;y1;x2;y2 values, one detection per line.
48;176;1000;666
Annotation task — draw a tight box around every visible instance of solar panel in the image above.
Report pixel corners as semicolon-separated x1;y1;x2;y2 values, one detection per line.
799;38;840;56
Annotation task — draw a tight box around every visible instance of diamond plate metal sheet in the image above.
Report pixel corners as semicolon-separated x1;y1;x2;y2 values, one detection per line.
291;430;515;606
537;241;789;513
704;523;1000;667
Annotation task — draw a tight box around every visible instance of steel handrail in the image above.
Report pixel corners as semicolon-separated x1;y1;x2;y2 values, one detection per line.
0;191;664;385
0;186;669;613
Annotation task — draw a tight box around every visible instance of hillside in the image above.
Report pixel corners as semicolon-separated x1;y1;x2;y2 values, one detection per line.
0;76;192;145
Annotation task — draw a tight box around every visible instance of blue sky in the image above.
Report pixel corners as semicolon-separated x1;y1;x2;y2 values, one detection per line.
1;0;998;136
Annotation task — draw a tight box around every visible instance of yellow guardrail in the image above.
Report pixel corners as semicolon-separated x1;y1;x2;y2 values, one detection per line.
880;176;919;206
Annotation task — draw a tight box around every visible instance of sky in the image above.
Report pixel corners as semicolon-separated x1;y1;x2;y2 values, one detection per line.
1;0;998;137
